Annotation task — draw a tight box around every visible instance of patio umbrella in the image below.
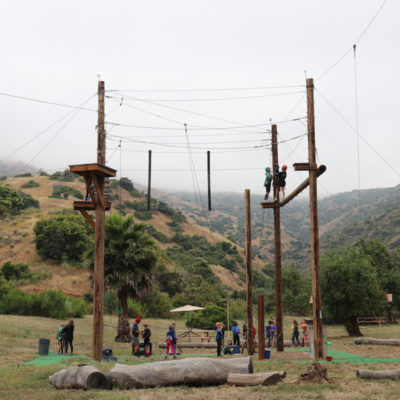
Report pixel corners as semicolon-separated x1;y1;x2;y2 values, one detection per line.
170;305;205;326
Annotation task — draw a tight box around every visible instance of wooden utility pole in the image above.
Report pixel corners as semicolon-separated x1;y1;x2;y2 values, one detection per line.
207;151;211;211
147;150;152;211
307;78;324;359
245;189;254;355
258;294;265;360
271;124;284;352
93;80;106;362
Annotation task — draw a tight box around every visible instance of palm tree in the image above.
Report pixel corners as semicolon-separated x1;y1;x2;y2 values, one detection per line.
87;213;157;342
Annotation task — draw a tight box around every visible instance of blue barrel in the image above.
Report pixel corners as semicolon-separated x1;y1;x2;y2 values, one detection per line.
233;345;240;354
38;338;50;355
265;349;271;359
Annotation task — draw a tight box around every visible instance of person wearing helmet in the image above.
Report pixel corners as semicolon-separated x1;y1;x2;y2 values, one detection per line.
278;165;287;199
264;167;272;201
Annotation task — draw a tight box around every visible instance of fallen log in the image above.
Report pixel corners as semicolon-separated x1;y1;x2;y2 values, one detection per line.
354;337;400;346
228;371;286;386
49;365;109;390
159;342;217;348
108;356;253;389
357;369;400;380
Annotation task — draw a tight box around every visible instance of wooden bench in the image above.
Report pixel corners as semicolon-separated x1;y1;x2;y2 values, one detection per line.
357;316;386;326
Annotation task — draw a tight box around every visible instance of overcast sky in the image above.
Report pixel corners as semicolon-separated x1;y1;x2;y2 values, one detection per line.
0;0;398;197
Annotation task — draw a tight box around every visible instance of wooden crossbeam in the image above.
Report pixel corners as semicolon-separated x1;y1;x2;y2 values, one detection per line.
79;210;95;230
279;165;326;207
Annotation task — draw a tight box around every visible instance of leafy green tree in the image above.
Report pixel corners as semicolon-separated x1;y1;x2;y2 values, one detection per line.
187;305;227;329
87;213;157;342
321;245;385;336
1;261;31;280
34;215;92;261
0;184;24;216
282;264;312;316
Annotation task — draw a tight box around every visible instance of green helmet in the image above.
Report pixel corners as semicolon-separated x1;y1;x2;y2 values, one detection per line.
265;167;271;171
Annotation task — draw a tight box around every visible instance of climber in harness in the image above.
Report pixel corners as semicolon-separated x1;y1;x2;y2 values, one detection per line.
264;167;272;201
274;165;287;200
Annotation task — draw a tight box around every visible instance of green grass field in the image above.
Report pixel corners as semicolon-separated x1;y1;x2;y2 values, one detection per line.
1;314;400;399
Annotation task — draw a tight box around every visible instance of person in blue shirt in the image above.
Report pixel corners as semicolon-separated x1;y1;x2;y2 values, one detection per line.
164;324;177;360
265;320;273;347
216;323;224;357
232;322;240;347
271;322;276;346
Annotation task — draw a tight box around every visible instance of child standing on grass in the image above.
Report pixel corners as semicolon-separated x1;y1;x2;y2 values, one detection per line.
301;319;308;347
291;320;300;346
57;323;65;354
165;325;177;360
142;324;151;357
216;323;224;357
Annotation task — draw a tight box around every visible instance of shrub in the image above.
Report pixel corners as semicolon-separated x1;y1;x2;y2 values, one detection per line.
0;184;24;216
142;289;171;318
66;297;87;318
49;170;75;182
34;215;92;261
0;176;6;181
187;305;227;329
50;185;83;200
14;173;32;178
134;210;153;220
21;180;40;189
127;298;145;318
19;191;40;209
1;261;32;281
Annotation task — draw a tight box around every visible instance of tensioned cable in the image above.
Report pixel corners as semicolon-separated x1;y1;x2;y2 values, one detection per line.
107;132;306;150
104;90;305;102
316;0;389;81
353;44;362;225
0;90;97;112
184;123;201;207
0;92;97;164
105;121;268;132
108;93;306;132
13;94;97;175
107;84;305;93
315;87;400;180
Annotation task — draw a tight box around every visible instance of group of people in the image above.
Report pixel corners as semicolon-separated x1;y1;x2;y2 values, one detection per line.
217;321;257;357
131;317;152;357
264;164;287;201
291;319;308;347
56;320;74;354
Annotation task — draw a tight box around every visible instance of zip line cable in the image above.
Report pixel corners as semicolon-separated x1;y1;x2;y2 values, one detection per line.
103;90;305;102
107;84;305;93
108;92;305;133
316;0;389;81
0;93;97;164
353;45;362;225
13;94;97;175
315;87;400;180
0;90;97;112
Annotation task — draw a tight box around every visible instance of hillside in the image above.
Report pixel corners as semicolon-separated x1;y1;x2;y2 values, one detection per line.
0;173;269;300
157;184;400;270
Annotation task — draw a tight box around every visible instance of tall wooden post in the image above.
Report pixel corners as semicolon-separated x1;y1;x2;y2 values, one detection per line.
93;80;106;361
245;189;254;355
258;294;265;360
147;150;152;211
307;78;324;359
272;124;284;352
207;151;211;211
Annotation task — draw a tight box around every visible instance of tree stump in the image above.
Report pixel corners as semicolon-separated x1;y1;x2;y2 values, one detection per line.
115;314;131;343
297;362;332;384
357;369;400;380
228;371;286;386
49;365;109;390
108;356;253;388
354;337;400;346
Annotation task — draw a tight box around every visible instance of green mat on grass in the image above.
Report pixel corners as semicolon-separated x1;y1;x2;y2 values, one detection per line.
25;353;89;366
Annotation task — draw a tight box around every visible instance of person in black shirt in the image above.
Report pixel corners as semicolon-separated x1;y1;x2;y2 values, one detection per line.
142;323;151;357
64;320;74;354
